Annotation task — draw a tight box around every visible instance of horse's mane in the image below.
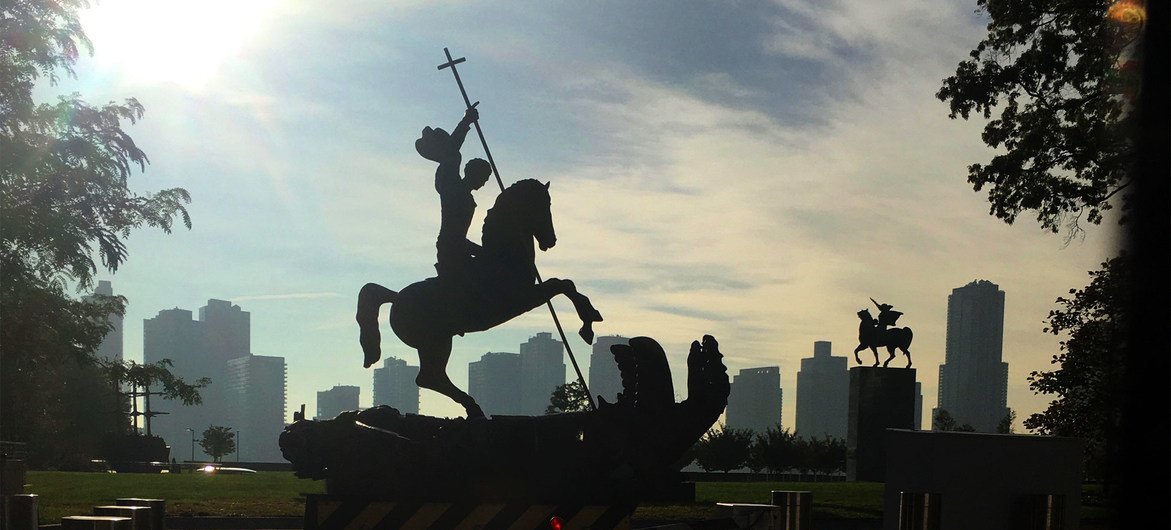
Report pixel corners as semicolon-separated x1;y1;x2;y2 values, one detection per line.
482;179;548;241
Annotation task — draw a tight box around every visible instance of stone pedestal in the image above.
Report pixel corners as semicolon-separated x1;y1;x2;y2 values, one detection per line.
847;366;916;482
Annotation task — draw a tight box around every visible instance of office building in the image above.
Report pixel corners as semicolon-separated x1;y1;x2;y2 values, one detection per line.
588;335;629;404
85;280;124;362
725;366;782;434
227;355;287;462
795;341;848;439
373;357;421;414
316;385;360;420
519;332;565;415
934;280;1011;432
469;352;522;416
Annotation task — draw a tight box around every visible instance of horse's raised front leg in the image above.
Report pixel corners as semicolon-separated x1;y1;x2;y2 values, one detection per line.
543;278;603;344
853;344;866;365
414;337;485;419
357;283;397;368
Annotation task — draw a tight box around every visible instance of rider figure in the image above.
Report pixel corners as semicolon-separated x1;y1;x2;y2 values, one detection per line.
871;298;902;328
415;106;492;281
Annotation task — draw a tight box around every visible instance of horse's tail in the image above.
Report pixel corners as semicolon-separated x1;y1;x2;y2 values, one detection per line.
903;327;914;348
358;283;398;368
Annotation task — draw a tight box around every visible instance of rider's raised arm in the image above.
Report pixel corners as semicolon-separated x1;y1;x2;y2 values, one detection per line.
451;106;478;151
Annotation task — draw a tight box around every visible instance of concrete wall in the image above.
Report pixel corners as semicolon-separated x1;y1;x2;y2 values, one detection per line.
883;429;1084;530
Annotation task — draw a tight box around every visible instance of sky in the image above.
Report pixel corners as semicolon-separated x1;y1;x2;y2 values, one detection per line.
54;0;1121;430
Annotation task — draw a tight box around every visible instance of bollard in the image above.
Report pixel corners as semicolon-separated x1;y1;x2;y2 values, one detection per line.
94;506;152;530
61;515;132;530
770;490;812;530
1011;494;1065;530
5;494;38;530
115;498;165;530
898;492;941;530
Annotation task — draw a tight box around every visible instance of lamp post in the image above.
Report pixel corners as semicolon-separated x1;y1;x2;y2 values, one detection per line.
185;428;195;462
234;429;241;463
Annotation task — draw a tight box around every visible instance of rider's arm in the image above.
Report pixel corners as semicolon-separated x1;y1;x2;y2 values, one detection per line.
451;106;478;151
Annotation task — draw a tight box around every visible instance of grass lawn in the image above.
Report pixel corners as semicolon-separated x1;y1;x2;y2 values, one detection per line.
24;471;324;524
23;472;1112;526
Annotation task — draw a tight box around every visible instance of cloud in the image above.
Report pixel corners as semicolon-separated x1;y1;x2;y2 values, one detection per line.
227;292;343;302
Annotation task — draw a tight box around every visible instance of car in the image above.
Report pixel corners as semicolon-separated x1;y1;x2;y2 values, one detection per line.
196;465;257;474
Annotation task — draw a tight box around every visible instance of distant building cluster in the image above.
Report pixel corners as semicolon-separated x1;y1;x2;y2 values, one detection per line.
90;276;1014;463
143;298;286;463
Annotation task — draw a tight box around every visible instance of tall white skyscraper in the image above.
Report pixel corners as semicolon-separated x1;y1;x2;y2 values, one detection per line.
588;335;629;405
725;366;783;434
372;357;420;414
85;280;123;362
227;355;287;462
795;341;848;439
935;280;1010;432
469;352;522;416
519;332;565;415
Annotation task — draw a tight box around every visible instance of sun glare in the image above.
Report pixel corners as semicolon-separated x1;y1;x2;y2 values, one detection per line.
81;0;278;90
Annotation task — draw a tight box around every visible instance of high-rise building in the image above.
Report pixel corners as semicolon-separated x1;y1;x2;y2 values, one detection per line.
144;299;283;461
85;280;124;362
588;335;629;404
519;332;565;415
373;357;420;414
316;385;360;420
725;366;782;434
795;341;848;440
934;280;1010;432
226;355;287;462
469;352;522;416
915;382;924;430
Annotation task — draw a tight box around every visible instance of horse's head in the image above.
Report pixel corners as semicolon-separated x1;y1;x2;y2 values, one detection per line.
483;179;557;254
514;179;556;251
857;309;873;321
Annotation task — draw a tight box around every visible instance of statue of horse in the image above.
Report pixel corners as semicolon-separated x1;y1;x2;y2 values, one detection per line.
355;179;602;419
853;308;913;368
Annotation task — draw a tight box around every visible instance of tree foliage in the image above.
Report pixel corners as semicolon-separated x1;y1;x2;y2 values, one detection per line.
1025;254;1129;478
545;381;592;414
0;0;193;465
937;0;1144;234
199;426;236;463
692;427;752;473
751;426;799;474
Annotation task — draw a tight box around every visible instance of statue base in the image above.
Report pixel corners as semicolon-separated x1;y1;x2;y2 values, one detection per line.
846;366;916;482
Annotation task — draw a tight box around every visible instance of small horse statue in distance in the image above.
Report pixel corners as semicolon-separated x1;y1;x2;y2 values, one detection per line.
853;308;914;368
356;179;602;419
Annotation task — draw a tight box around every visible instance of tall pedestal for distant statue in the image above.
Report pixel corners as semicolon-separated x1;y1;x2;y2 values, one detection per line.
847;367;916;482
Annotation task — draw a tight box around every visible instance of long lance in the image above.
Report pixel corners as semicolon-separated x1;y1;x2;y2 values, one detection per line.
438;47;597;411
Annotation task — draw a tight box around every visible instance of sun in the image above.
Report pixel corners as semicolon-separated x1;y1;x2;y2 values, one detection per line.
80;0;278;90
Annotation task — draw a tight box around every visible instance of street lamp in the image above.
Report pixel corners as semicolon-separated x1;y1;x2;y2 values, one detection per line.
234;428;241;463
185;428;195;462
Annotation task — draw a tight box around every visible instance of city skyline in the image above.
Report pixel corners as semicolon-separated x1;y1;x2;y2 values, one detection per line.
67;2;1119;429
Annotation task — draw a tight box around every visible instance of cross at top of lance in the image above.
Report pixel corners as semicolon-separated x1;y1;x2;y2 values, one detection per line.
437;48;505;193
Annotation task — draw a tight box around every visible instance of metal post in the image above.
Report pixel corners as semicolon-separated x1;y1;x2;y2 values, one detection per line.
898;491;941;530
437;47;596;410
770;490;812;530
6;494;38;530
184;428;194;462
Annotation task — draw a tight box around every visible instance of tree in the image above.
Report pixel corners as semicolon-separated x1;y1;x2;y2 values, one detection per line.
545;381;592;414
932;408;976;432
1025;255;1128;478
751;426;799;475
0;0;192;466
938;0;1144;485
809;435;847;478
996;409;1017;434
199;426;236;463
692;427;752;473
937;0;1144;235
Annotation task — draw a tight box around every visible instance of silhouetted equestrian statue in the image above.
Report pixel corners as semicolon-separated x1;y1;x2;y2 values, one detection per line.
355;95;602;420
854;298;914;368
